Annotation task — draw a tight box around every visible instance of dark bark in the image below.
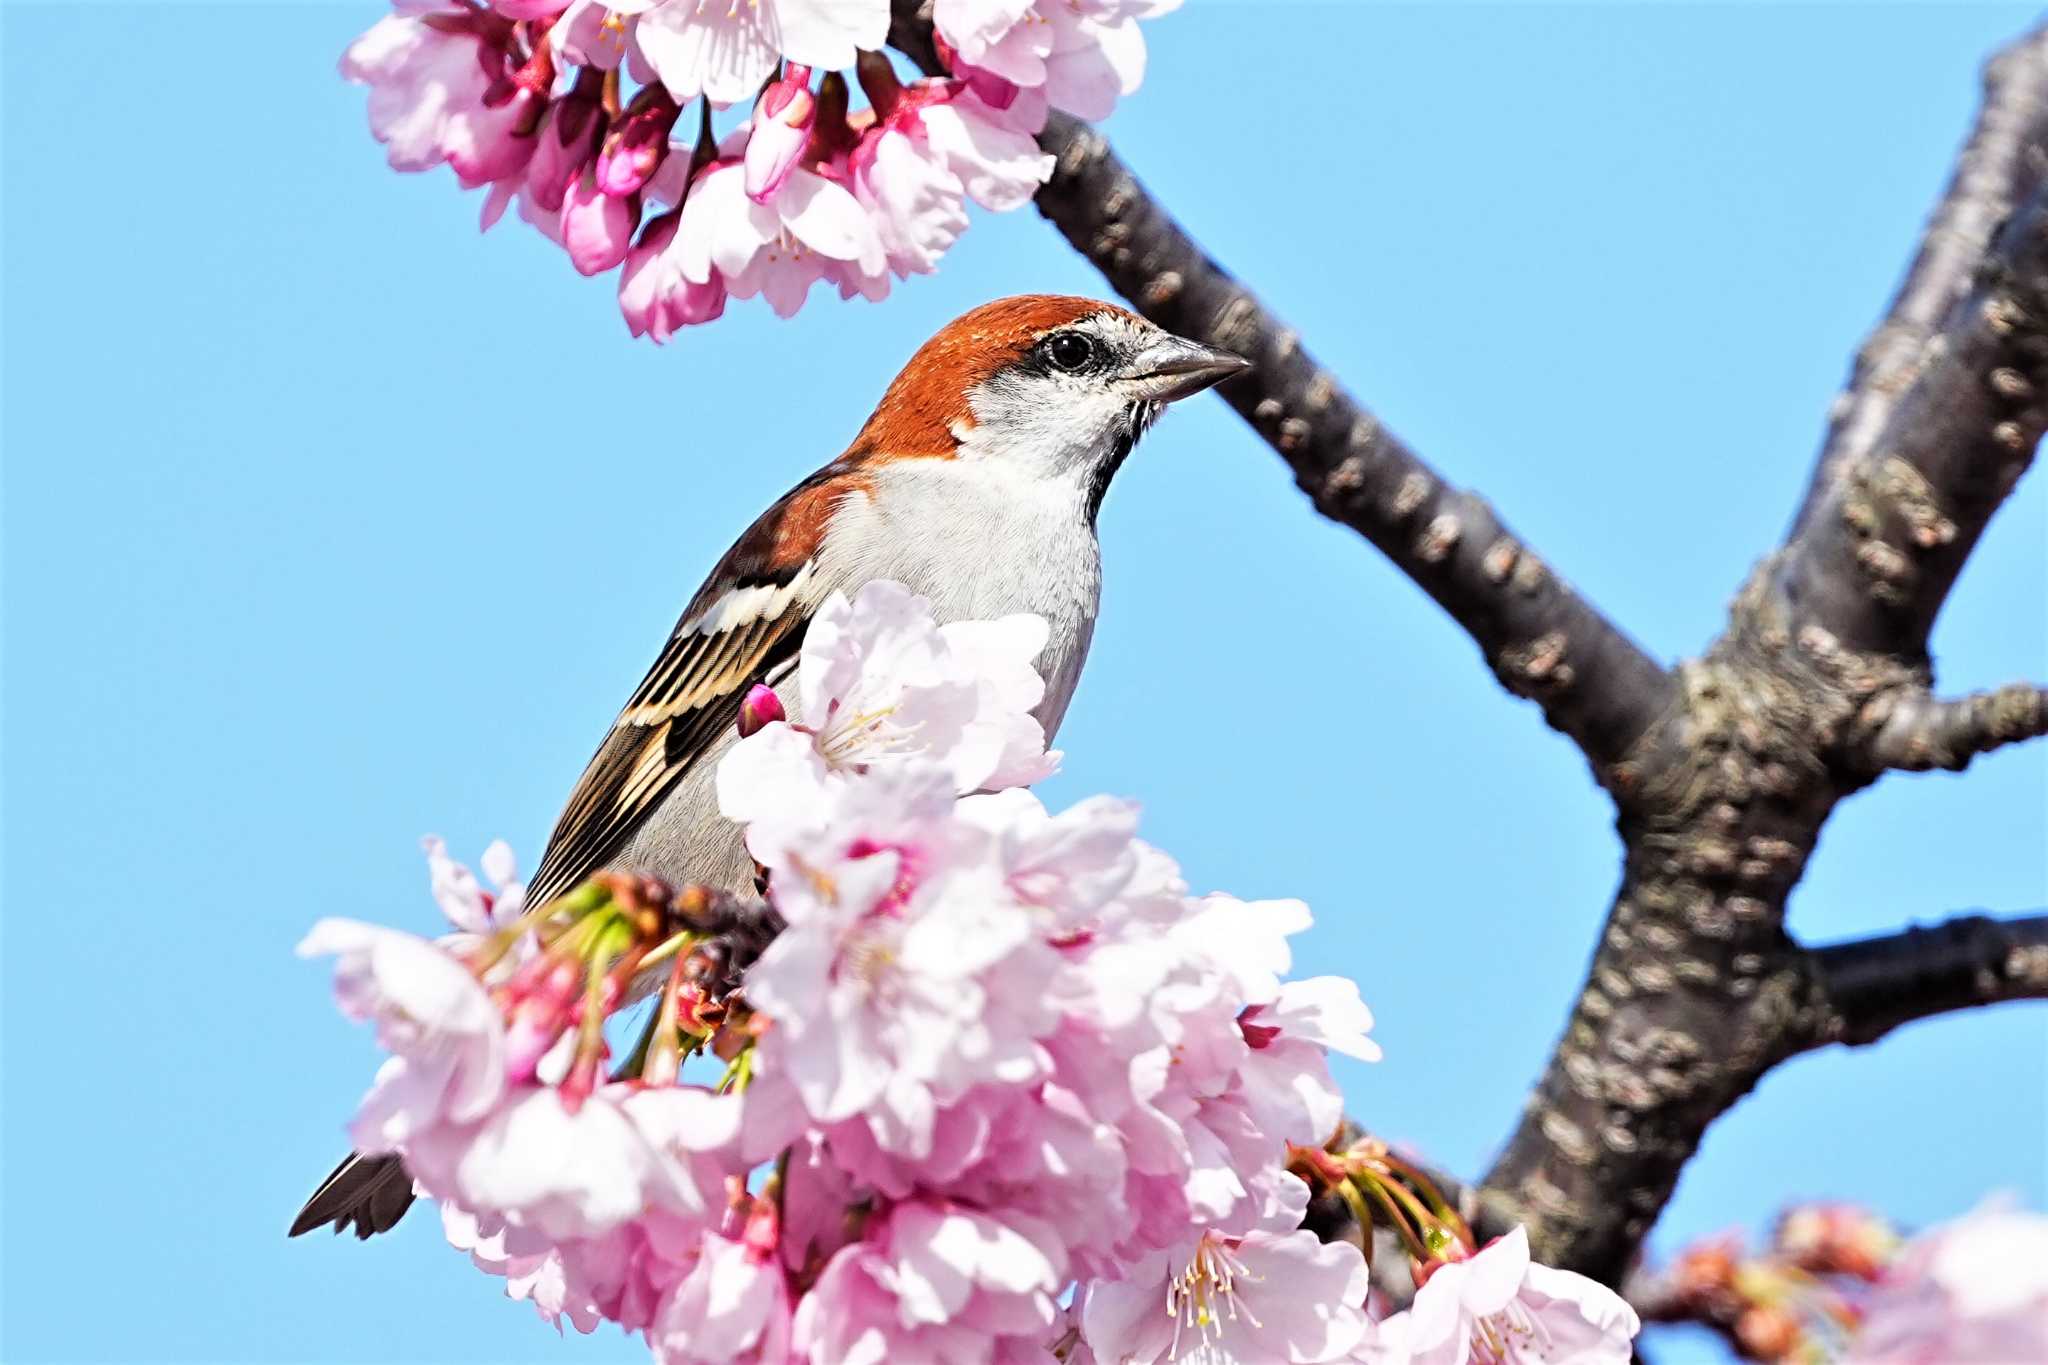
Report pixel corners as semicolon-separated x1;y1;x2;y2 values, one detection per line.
1853;680;2048;772
1774;29;2048;659
1803;912;2048;1048
1482;152;2048;1286
1027;113;1677;776
882;3;2048;1289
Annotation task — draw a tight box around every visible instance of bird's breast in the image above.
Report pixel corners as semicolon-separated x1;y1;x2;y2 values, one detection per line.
822;459;1104;740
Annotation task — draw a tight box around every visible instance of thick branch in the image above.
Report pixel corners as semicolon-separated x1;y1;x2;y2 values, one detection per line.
883;1;2048;1287
1800;912;2048;1049
1776;48;2048;658
1027;112;1674;772
1481;24;2048;1285
1851;680;2048;772
1795;28;2048;531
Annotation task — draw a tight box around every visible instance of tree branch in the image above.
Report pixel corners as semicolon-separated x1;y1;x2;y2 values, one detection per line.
1027;112;1675;774
1775;31;2048;659
1799;912;2048;1049
884;1;2048;1288
888;0;1673;772
1478;27;2048;1284
1794;28;2048;532
1850;680;2048;772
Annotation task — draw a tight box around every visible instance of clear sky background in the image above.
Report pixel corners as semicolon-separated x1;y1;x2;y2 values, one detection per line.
4;3;2044;1362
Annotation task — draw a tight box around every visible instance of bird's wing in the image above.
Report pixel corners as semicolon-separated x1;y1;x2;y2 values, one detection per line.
520;465;865;910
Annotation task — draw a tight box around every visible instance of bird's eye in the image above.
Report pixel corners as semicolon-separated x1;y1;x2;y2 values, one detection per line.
1042;331;1098;373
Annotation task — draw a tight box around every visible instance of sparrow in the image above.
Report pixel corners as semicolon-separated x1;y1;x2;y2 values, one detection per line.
290;294;1250;1241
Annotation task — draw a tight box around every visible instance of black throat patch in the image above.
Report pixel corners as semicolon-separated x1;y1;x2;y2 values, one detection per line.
1086;402;1157;526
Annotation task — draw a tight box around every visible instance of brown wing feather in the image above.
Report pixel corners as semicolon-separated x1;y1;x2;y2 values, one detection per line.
519;464;867;911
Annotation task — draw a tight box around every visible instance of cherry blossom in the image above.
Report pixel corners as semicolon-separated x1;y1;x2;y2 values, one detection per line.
301;583;1429;1365
407;1083;733;1242
619;209;730;342
932;0;1179;124
1371;1226;1639;1365
1081;1224;1370;1364
673;158;888;318
651;1219;794;1365
637;0;888;106
298;918;507;1146
716;581;1054;849
424;834;526;938
339;0;1174;329
792;1201;1067;1364
340;13;536;186
1847;1204;2048;1364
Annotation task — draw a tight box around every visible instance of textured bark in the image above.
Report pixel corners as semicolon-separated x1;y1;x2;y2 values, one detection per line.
884;4;2048;1289
1854;680;2048;772
1481;46;2048;1280
1803;912;2048;1049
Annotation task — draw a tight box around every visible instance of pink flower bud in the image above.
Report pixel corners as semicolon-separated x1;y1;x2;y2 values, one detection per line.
597;87;681;197
562;177;637;276
744;68;816;203
738;684;785;737
525;85;606;212
490;0;570;18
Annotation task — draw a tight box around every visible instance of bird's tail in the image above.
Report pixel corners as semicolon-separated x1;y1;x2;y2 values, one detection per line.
289;1150;416;1239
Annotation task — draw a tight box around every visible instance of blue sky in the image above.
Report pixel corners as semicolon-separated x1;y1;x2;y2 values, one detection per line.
3;4;2043;1362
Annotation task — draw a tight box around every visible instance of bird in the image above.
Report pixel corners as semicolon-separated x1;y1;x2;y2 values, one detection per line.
290;294;1251;1241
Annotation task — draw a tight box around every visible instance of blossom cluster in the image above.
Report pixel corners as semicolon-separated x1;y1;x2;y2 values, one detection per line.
1646;1200;2048;1364
340;1;1176;337
303;581;1642;1364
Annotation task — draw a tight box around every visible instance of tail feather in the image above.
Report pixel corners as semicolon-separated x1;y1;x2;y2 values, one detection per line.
289;1151;416;1239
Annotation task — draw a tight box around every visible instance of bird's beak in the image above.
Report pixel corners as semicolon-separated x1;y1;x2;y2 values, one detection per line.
1120;335;1254;403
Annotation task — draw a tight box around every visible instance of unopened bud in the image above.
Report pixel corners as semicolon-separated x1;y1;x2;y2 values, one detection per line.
562;177;638;275
738;684;785;737
744;67;816;203
597;86;681;196
1735;1305;1801;1362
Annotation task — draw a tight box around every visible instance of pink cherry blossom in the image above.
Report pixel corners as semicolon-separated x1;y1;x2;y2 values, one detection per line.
847;68;1051;280
341;13;536;186
443;1201;605;1334
716;582;1053;847
619;209;729;341
1847;1204;2048;1364
305;580;1387;1365
672;158;887;318
955;789;1141;930
1081;1224;1370;1364
424;834;526;936
1372;1226;1639;1365
492;1;571;18
652;1220;794;1365
741;769;1056;1125
298;918;506;1144
636;0;888;106
932;0;1176;122
792;1201;1067;1364
550;0;660;72
406;1083;738;1242
851;120;971;277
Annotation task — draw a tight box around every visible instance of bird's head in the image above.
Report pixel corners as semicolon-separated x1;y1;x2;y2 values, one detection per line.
844;295;1251;515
